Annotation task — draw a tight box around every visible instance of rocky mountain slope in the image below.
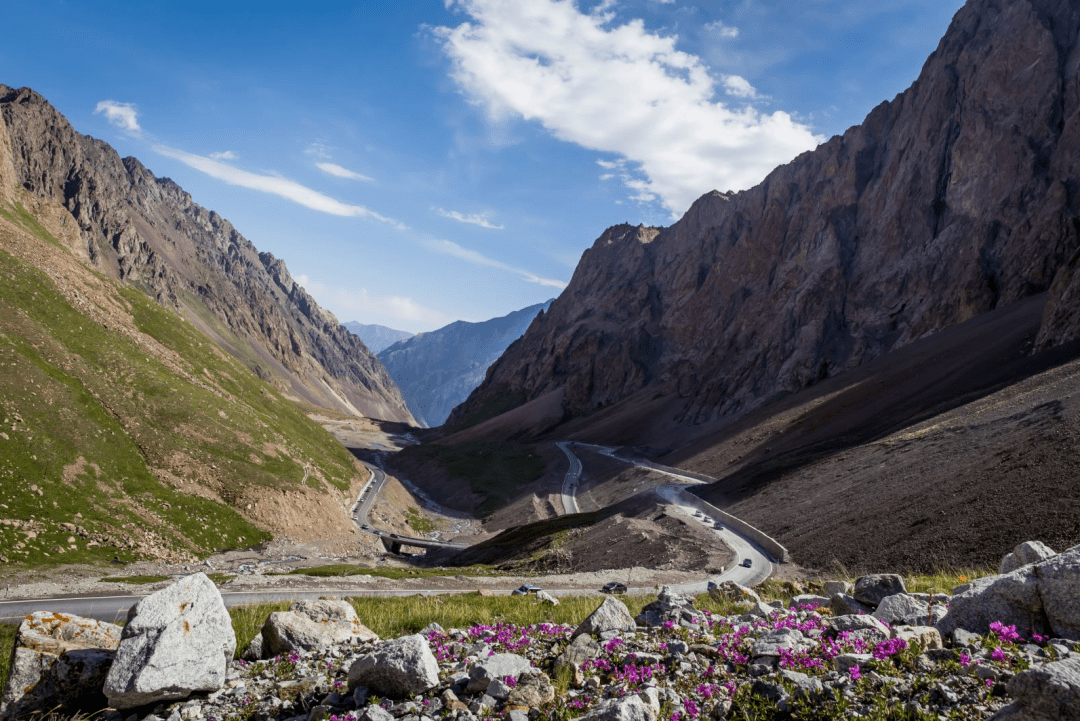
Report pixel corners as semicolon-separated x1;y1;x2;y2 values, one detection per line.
343;322;414;354
448;0;1080;438
379;301;552;427
0;85;414;424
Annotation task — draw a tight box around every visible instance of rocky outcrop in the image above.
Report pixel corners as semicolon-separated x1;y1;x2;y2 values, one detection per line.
0;612;121;720
0;85;413;423
103;573;236;709
377;301;552;427
1000;541;1057;575
450;0;1080;436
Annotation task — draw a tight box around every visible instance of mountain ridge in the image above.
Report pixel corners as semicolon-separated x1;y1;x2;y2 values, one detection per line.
343;322;415;354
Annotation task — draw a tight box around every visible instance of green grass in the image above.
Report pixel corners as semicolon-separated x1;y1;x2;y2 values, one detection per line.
404;506;435;533
284;564;498;580
100;575;171;585
398;441;546;515
0;621;16;694
0;200;67;251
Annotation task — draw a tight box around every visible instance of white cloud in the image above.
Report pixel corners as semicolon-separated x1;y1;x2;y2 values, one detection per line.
305;142;332;160
436;207;505;229
153;145;404;227
437;0;822;215
315;162;374;181
93;100;141;136
722;75;757;98
423;238;567;288
209;150;238;160
296;275;454;330
704;20;739;39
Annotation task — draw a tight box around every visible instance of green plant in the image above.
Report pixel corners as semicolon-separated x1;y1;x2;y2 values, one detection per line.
100;575;171;585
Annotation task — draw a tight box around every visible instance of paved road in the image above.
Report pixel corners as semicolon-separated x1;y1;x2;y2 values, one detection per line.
556;441;582;514
567;442;774;589
352;461;466;552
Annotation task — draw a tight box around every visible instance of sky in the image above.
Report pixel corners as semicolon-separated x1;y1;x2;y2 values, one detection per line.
2;0;965;333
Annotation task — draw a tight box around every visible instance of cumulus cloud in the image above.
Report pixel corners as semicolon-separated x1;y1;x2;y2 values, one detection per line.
704;20;739;39
436;207;505;229
316;162;374;181
437;0;822;215
423;238;567;288
93;100;141;136
153;145;403;227
296;275;454;330
722;75;757;98
209;150;238;160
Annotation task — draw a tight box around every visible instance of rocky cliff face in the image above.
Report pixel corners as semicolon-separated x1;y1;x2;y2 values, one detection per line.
450;0;1080;433
378;301;553;427
0;86;414;423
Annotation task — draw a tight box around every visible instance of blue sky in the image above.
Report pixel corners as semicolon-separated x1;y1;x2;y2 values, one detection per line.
3;0;964;332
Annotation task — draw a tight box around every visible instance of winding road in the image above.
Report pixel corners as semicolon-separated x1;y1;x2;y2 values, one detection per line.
352;460;467;553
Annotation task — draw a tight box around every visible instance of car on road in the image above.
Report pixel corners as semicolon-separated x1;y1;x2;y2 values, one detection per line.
600;581;627;595
714;521;725;530
740;558;752;568
512;584;542;596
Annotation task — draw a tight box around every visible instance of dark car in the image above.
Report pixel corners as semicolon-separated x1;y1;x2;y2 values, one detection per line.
740;558;752;568
600;581;628;595
512;584;542;596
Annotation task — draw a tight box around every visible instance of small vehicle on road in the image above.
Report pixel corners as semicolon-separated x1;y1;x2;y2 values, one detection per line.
714;521;725;530
512;584;542;596
600;581;627;595
740;558;752;568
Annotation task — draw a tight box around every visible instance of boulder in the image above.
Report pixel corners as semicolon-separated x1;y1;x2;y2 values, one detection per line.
829;614;890;640
1033;547;1080;640
0;612;121;720
891;626;943;650
506;669;555;707
853;574;907;608
824;581;854;596
635;586;701;627
874;593;933;626
991;656;1080;721
347;634;439;698
554;633;598;687
1000;541;1056;575
572;596;636;638
752;628;810;658
103;573;236;709
536;591;560;606
466;653;533;693
707;580;761;605
262;599;378;656
830;593;874;617
790;594;830;610
579;693;657;721
937;565;1048;639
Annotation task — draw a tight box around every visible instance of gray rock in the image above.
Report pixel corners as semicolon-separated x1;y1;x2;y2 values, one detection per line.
992;655;1080;721
824;581;854;596
853;574;907;608
486;678;512;701
0;611;121;720
347;634;439;698
830;593;874;617
506;670;555;707
635;586;701;627
1034;546;1080;640
536;591;560;606
830;614;891;639
952;629;981;648
753;628;809;658
465;653;532;693
579;693;657;721
419;622;445;637
1000;541;1057;575
746;601;779;619
833;653;873;673
360;706;395;721
241;632;263;662
791;594;830;610
891;626;943;650
104;573;236;709
937;565;1047;638
707;581;761;606
573;596;636;638
873;594;930;625
263;600;378;656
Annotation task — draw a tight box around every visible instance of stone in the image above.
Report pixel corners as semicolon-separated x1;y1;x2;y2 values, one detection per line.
824;581;853;596
419;622;445;637
752;628;809;658
635;586;701;627
360;706;395;721
1000;541;1057;575
104;573;236;709
992;656;1080;721
1033;546;1080;640
891;626;943;650
579;693;657;721
465;653;533;694
952;629;981;648
242;632;263;661
707;580;761;605
853;574;907;608
486;678;512;701
506;670;555;707
536;591;560;606
830;614;891;639
873;594;930;625
0;611;121;719
347;634;439;698
790;594;830;610
833;654;873;673
573;596;636;638
830;593;874;617
263;600;378;656
937;565;1047;638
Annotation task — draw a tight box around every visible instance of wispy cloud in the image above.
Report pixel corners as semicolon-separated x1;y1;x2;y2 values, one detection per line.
316;162;374;181
153;145;404;227
436;207;505;229
437;0;822;216
423;238;566;288
296;274;455;330
93;100;141;136
704;19;739;39
209;150;238;160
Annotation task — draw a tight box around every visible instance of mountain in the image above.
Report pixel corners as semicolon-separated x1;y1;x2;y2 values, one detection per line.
343;322;414;354
448;0;1080;444
377;301;553;427
0;86;414;425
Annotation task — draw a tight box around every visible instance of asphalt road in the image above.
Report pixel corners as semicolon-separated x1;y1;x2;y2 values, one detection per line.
556;441;582;514
352;460;466;551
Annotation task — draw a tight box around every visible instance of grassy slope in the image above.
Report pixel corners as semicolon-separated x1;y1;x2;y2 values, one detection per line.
0;197;361;567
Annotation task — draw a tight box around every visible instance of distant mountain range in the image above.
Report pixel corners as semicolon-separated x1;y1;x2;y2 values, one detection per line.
343;322;415;354
377;301;553;427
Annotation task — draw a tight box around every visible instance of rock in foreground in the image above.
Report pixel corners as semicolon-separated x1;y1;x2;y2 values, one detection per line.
262;599;378;657
347;634;439;698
